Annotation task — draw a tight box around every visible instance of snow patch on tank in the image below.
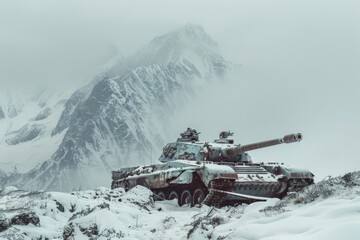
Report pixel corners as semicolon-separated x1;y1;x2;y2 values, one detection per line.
203;163;235;174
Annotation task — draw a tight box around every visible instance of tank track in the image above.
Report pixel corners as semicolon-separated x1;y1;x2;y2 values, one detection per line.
288;178;314;192
202;178;235;206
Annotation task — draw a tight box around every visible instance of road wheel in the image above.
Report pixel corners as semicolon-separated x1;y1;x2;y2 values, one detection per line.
180;190;192;206
155;191;166;201
168;191;179;202
192;188;206;206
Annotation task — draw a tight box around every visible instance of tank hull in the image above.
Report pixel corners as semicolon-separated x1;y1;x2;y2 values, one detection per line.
111;160;239;206
111;160;313;206
111;130;314;206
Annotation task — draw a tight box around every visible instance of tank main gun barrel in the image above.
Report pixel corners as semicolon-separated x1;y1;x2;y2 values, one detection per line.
225;133;302;156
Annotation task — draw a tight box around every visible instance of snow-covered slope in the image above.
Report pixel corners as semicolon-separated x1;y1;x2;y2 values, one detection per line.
0;171;359;240
131;24;230;78
0;88;72;174
0;24;233;191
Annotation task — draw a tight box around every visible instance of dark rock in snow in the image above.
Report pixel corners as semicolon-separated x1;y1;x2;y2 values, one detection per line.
79;223;99;238
55;200;65;212
11;213;40;227
63;222;75;240
0;106;5;119
33;107;52;121
0;216;10;233
5;124;45;145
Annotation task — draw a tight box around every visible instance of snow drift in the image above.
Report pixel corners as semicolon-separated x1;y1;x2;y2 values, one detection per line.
0;171;359;240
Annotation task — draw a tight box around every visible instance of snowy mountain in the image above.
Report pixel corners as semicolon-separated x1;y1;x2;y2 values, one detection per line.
131;24;229;78
0;93;23;120
0;88;73;174
0;24;233;191
1;171;359;240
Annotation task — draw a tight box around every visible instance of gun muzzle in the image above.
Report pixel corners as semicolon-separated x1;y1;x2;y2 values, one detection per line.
282;133;302;143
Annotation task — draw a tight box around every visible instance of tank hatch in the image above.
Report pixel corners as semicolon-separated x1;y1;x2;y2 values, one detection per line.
177;127;200;142
214;130;234;144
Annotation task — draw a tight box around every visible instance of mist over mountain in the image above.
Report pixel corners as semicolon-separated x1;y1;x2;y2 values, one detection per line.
0;88;72;174
0;24;233;191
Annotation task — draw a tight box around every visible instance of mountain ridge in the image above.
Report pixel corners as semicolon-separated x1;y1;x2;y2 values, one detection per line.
0;24;234;191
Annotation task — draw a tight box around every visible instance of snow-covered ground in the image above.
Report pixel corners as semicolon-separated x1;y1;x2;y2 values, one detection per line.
0;171;359;240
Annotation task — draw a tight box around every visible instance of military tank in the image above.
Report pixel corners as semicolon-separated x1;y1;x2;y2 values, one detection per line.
111;128;314;206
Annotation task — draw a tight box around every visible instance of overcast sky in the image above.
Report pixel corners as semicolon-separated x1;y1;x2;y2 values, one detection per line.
1;0;360;180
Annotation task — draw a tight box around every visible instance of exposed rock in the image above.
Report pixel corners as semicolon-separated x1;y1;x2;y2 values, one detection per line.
0;106;4;119
11;212;40;226
33;107;52;121
79;223;99;238
63;222;75;240
5;124;45;145
55;200;65;212
0;216;10;233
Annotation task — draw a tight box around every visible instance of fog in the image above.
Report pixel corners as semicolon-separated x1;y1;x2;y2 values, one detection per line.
1;0;360;180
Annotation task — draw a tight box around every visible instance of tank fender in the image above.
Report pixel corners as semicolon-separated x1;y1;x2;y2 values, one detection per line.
279;166;314;179
168;170;193;184
198;164;237;187
263;164;314;179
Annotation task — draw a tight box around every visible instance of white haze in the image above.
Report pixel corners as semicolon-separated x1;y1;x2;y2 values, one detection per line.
1;0;360;181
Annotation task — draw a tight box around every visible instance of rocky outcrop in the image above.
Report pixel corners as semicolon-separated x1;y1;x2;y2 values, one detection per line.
11;212;40;227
